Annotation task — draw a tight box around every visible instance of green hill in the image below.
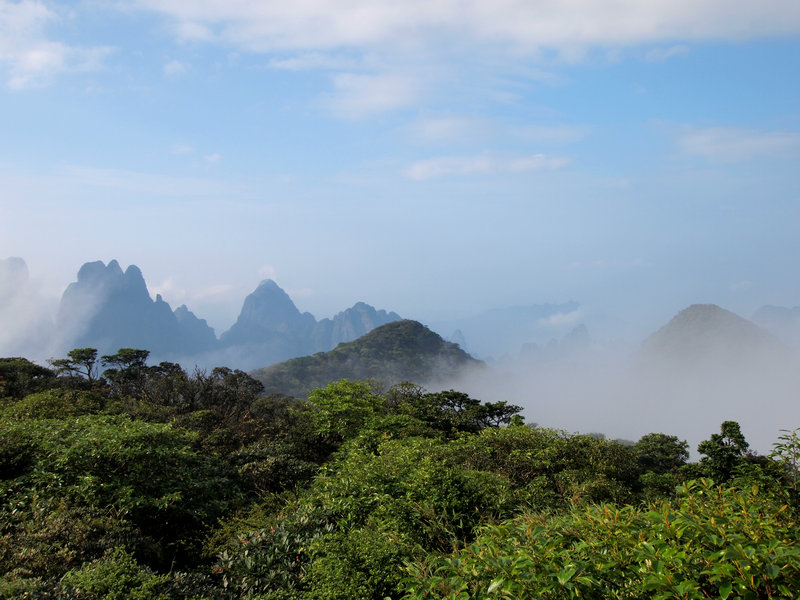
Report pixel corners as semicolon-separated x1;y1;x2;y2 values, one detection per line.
250;320;482;397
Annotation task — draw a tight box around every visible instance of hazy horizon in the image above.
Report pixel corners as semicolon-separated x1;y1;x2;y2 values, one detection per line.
1;1;799;343
1;253;794;345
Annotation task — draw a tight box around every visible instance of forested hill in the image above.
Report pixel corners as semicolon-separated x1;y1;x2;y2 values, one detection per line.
640;303;789;367
251;319;482;397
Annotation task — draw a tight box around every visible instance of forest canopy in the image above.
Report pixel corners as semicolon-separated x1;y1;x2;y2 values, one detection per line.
1;349;798;599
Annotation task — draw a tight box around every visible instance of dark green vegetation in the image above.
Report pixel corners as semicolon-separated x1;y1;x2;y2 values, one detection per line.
251;320;482;398
1;349;799;599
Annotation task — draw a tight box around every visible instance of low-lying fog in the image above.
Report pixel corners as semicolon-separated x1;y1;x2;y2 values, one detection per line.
447;344;800;457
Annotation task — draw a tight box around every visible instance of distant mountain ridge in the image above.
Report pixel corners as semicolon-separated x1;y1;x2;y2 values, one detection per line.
54;260;401;369
251;320;482;398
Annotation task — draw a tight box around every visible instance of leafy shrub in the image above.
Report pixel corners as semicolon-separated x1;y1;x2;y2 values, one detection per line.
400;479;800;599
445;425;640;508
0;415;241;573
216;436;514;599
4;389;106;419
60;547;169;600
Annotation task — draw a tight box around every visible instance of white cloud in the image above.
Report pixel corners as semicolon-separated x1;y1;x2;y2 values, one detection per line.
676;126;800;162
126;1;800;121
404;117;590;146
163;59;187;76
0;0;112;88
170;143;194;155
257;264;277;280
204;153;222;164
405;116;489;144
514;125;590;146
323;72;423;118
130;1;800;54
645;44;690;62
268;52;360;71
150;277;187;303
404;152;570;180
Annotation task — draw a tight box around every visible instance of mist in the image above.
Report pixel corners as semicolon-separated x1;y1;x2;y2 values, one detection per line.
0;257;59;362
447;336;800;457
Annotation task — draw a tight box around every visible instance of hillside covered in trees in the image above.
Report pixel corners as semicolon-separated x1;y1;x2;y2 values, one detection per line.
1;346;799;599
251;319;482;398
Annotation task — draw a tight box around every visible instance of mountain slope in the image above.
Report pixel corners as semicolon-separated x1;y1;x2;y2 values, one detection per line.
640;304;782;365
251;320;482;397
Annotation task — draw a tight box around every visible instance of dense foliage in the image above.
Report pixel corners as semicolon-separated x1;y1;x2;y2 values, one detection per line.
1;348;798;599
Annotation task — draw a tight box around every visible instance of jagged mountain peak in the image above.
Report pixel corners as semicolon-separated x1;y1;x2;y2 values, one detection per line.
57;259;217;358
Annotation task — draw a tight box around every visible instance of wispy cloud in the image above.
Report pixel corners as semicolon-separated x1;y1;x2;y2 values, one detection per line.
131;1;800;53
645;45;690;63
170;143;194;155
404;117;590;146
404;153;570;180
322;72;423;118
676;126;800;162
268;52;360;71
163;59;187;76
404;116;489;144
127;1;800;119
0;0;113;89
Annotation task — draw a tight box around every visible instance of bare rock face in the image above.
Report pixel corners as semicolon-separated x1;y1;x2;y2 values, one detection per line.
57;260;217;358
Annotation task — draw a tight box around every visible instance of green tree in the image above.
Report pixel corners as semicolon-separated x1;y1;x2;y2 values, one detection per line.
306;379;385;443
50;347;100;385
771;428;800;495
698;421;750;482
0;357;55;399
101;348;151;399
634;432;689;474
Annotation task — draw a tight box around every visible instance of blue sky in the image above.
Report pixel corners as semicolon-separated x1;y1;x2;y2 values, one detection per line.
1;0;799;337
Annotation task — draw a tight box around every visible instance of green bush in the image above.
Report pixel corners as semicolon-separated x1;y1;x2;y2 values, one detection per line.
0;415;241;574
216;436;514;599
400;479;800;599
3;388;106;419
60;547;169;600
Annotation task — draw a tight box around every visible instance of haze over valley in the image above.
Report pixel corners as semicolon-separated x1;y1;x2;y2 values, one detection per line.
2;255;798;453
